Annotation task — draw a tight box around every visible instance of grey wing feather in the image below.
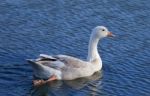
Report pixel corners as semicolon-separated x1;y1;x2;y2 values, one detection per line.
54;55;88;68
35;54;88;69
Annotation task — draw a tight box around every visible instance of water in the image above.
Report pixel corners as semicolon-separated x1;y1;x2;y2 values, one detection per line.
0;0;150;96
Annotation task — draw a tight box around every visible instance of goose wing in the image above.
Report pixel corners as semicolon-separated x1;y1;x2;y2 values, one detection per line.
36;54;88;69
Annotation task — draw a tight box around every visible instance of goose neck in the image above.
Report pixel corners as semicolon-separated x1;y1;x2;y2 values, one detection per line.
87;36;100;62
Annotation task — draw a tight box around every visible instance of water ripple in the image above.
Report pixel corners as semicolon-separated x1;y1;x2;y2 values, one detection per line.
0;0;150;96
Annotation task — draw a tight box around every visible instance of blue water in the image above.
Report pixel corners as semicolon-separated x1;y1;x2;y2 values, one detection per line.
0;0;150;96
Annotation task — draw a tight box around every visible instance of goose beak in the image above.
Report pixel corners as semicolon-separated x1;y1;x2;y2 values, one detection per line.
107;32;115;37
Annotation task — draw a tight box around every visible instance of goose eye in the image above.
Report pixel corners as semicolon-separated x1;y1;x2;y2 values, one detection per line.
102;29;105;31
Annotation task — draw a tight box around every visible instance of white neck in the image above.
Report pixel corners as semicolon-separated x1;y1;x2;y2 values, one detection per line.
87;33;101;63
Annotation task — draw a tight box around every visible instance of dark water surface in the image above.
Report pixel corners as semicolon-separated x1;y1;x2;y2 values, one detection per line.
0;0;150;96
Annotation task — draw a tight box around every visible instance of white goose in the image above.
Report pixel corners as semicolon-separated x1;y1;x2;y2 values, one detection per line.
27;26;114;86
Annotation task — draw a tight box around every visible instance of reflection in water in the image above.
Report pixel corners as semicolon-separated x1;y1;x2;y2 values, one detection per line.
30;71;103;96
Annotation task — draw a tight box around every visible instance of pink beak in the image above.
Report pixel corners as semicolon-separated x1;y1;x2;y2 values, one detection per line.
107;32;115;37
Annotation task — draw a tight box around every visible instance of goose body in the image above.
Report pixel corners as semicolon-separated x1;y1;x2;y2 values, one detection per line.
29;54;101;80
27;26;114;86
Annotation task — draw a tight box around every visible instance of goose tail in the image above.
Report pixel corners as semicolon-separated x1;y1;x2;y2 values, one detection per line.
27;59;60;79
27;59;44;70
27;59;52;79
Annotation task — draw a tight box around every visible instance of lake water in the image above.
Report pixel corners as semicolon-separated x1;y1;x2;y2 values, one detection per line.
0;0;150;96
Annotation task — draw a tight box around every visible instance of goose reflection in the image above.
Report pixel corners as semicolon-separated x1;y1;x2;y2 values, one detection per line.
30;71;103;96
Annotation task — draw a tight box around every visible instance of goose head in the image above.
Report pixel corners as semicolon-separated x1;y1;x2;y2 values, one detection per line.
92;26;115;39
